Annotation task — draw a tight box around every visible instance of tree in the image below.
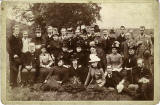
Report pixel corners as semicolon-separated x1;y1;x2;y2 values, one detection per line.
30;3;101;34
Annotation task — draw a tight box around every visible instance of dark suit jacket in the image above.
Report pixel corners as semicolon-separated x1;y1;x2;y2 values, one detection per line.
132;67;152;84
102;37;115;54
8;35;22;61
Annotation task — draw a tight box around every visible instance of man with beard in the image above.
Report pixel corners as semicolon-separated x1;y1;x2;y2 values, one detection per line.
8;25;22;87
132;58;153;100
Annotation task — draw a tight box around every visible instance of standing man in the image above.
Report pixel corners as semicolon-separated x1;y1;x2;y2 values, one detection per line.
102;29;115;54
45;26;54;54
8;25;22;87
117;26;126;53
136;26;152;58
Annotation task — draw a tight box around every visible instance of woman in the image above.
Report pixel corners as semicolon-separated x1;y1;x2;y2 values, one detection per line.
107;42;123;72
70;55;88;85
106;43;124;92
41;59;70;91
123;46;137;84
84;55;106;89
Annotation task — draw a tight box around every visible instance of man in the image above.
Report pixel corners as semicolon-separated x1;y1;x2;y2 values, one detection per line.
117;26;126;53
132;58;153;100
45;26;54;54
136;26;152;58
70;29;83;52
8;25;22;87
121;32;136;59
102;29;115;54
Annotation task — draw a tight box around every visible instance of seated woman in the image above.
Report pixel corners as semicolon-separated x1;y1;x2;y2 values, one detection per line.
39;46;54;81
89;44;106;72
106;43;124;93
42;58;70;90
84;55;106;90
57;44;71;68
70;55;88;85
122;45;137;84
107;42;123;72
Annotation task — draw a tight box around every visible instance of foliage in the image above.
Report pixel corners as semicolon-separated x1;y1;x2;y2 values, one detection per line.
30;3;101;33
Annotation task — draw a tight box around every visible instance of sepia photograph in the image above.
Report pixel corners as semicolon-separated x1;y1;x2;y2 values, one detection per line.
0;0;159;104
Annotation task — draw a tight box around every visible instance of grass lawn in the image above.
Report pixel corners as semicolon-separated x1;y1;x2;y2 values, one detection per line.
6;83;133;101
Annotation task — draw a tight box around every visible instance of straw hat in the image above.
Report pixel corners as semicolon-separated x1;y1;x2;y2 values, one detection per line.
89;54;100;62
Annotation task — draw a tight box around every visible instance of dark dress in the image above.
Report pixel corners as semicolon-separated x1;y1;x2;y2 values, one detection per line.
70;65;88;84
74;51;87;67
58;50;71;65
122;55;137;84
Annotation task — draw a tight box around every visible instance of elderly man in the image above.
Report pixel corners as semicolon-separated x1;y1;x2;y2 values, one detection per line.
132;58;153;100
135;26;152;58
8;25;22;87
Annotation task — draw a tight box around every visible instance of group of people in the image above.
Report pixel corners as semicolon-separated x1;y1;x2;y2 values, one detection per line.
8;24;154;100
